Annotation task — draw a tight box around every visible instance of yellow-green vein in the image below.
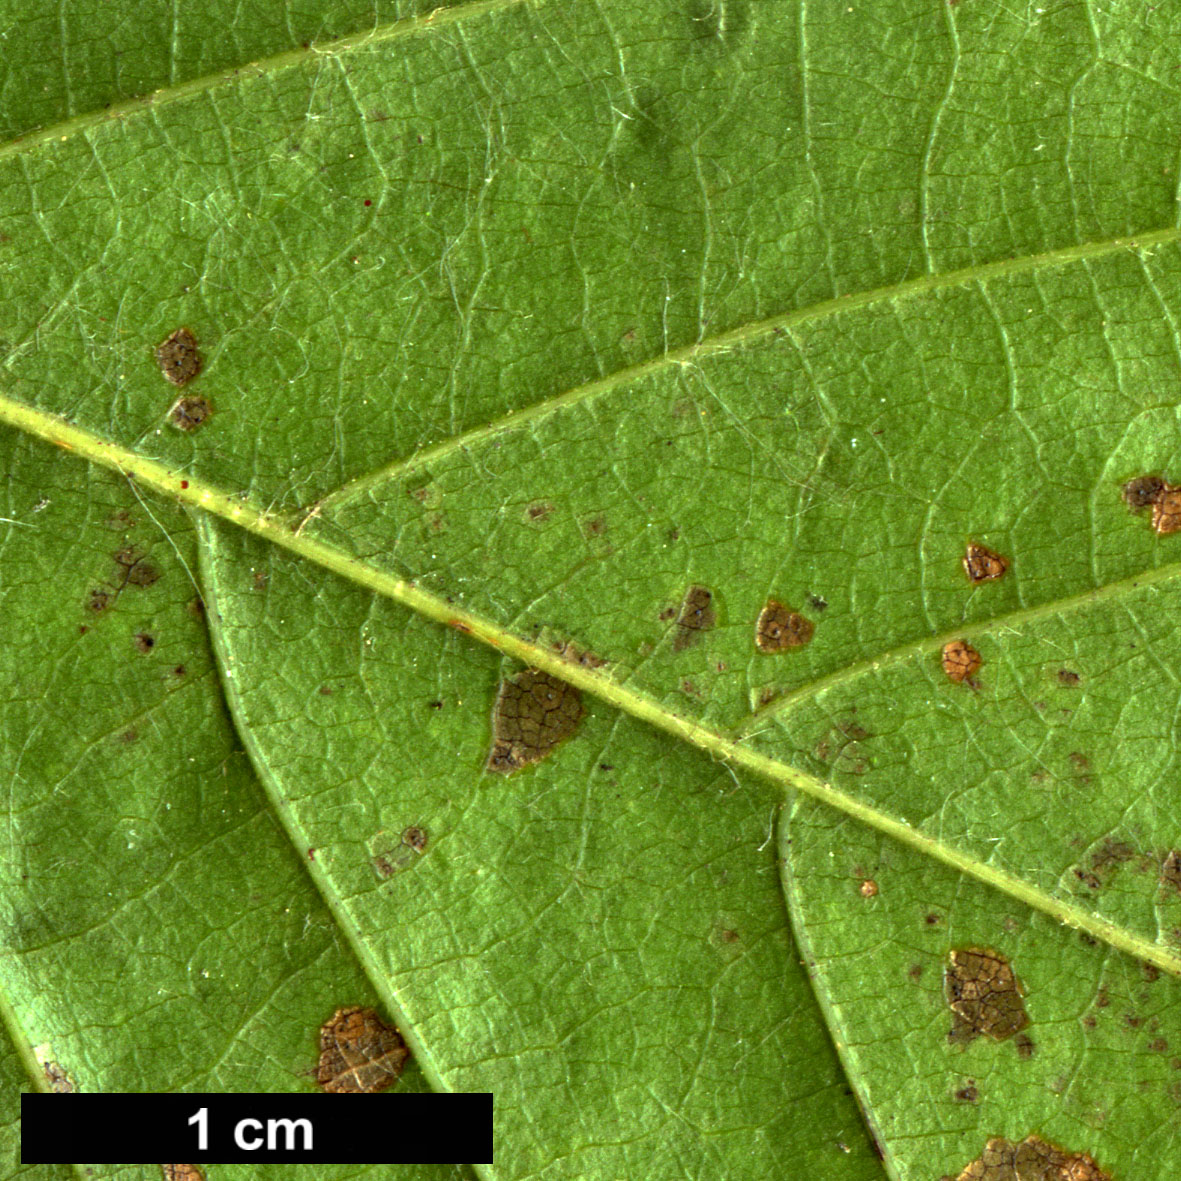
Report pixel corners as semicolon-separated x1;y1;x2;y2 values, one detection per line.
2;391;1179;979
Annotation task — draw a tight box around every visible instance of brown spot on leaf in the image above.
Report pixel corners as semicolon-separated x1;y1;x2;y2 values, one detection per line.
1154;486;1181;534
755;600;813;653
1123;473;1167;510
945;948;1030;1045
1149;1037;1169;1052
554;639;606;669
1141;961;1160;983
133;632;155;654
525;501;554;522
1057;669;1081;686
1015;1032;1035;1059
1123;473;1181;533
486;669;584;773
954;1082;979;1103
155;327;202;387
860;879;878;898
908;963;924;981
951;1135;1109;1181
673;585;715;650
87;589;111;613
161;1167;204;1181
42;1059;74;1093
126;561;160;588
316;1006;408;1094
583;515;607;536
1162;850;1181;894
169;395;213;432
942;640;981;683
114;545;160;589
963;542;1009;583
808;594;828;611
401;826;427;852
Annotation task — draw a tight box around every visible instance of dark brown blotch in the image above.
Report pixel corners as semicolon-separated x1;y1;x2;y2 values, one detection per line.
673;585;715;650
1161;850;1181;894
1123;474;1167;510
115;546;160;588
161;1168;204;1181
755;599;813;653
945;948;1029;1045
950;1134;1110;1181
1122;472;1181;534
963;542;1009;583
169;395;213;432
486;669;584;773
133;632;155;654
155;327;202;387
316;1006;408;1094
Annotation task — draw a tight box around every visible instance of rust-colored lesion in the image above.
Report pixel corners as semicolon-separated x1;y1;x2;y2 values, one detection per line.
754;600;813;652
486;669;584;773
161;1167;204;1181
941;639;982;683
949;1134;1110;1181
963;542;1009;583
945;948;1030;1045
1122;472;1181;534
316;1006;409;1094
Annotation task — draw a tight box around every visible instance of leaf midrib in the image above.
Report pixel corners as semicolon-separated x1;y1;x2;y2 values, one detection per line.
1;389;1179;979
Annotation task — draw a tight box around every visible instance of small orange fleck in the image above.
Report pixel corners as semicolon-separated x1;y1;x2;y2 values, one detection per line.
860;879;878;898
942;640;981;683
963;542;1009;583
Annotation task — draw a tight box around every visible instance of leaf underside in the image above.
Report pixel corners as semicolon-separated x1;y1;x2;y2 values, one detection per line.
2;2;1181;1180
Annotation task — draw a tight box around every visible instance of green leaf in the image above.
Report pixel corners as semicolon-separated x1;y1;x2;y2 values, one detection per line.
2;2;1181;1179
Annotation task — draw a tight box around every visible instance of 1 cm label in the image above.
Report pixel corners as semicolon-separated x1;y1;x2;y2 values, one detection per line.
188;1106;314;1152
